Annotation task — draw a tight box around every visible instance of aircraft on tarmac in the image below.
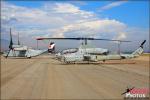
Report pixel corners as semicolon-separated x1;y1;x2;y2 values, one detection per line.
3;28;46;58
36;37;146;64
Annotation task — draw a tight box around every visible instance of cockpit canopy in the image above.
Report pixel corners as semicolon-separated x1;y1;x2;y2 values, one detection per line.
61;48;78;54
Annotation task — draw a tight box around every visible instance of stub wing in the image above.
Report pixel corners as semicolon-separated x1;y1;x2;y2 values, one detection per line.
3;49;47;58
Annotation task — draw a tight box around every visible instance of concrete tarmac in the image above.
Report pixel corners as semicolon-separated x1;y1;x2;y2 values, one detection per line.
1;55;149;99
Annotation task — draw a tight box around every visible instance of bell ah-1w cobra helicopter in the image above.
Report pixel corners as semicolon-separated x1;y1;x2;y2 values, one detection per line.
36;37;146;64
3;28;46;58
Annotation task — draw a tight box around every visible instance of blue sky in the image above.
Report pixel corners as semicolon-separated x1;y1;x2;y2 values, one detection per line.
1;0;149;52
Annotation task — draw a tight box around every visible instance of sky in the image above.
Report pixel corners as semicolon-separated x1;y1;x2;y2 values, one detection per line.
1;0;149;52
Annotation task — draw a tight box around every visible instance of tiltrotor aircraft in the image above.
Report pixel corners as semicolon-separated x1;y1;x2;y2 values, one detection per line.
36;37;146;64
3;28;46;58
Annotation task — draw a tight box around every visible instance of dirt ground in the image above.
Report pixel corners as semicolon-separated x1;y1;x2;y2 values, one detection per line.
1;55;149;99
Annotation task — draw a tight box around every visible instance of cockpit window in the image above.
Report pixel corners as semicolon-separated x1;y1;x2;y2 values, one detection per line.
61;48;78;54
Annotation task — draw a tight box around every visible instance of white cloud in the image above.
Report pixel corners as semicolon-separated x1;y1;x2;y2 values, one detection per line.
99;1;127;11
51;33;65;38
49;19;127;38
53;3;80;13
115;32;127;40
2;2;127;39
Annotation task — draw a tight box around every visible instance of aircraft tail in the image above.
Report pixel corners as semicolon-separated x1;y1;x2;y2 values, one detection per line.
48;42;55;53
132;40;146;57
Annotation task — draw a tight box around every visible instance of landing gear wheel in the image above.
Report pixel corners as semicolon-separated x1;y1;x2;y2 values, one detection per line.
27;55;31;59
27;56;31;59
63;57;67;64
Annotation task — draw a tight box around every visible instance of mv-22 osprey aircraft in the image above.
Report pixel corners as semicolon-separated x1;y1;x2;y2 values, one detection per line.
36;37;146;64
3;28;46;58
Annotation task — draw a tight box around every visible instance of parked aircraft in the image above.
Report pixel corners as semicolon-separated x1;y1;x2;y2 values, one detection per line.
36;37;146;64
3;28;46;58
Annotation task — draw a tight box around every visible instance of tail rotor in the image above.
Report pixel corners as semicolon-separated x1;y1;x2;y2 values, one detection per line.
132;40;146;56
140;40;146;48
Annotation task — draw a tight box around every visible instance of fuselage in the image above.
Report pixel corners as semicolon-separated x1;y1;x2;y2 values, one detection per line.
59;46;109;55
56;47;109;62
58;47;144;63
3;44;46;58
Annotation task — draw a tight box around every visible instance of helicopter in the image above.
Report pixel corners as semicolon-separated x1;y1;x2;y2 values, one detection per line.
3;28;47;58
36;37;146;64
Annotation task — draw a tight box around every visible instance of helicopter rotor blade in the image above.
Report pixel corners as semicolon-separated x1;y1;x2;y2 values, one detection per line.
36;37;131;42
140;40;146;48
90;38;131;42
5;49;11;58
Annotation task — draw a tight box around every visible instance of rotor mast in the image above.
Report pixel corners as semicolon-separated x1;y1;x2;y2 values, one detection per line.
84;38;88;45
118;41;121;55
18;32;20;45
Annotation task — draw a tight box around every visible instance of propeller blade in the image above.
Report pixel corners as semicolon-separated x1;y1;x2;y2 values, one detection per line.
5;49;11;58
9;28;13;49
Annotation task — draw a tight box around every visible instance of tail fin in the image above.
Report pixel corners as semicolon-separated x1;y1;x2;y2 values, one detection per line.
132;40;146;57
48;42;55;53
